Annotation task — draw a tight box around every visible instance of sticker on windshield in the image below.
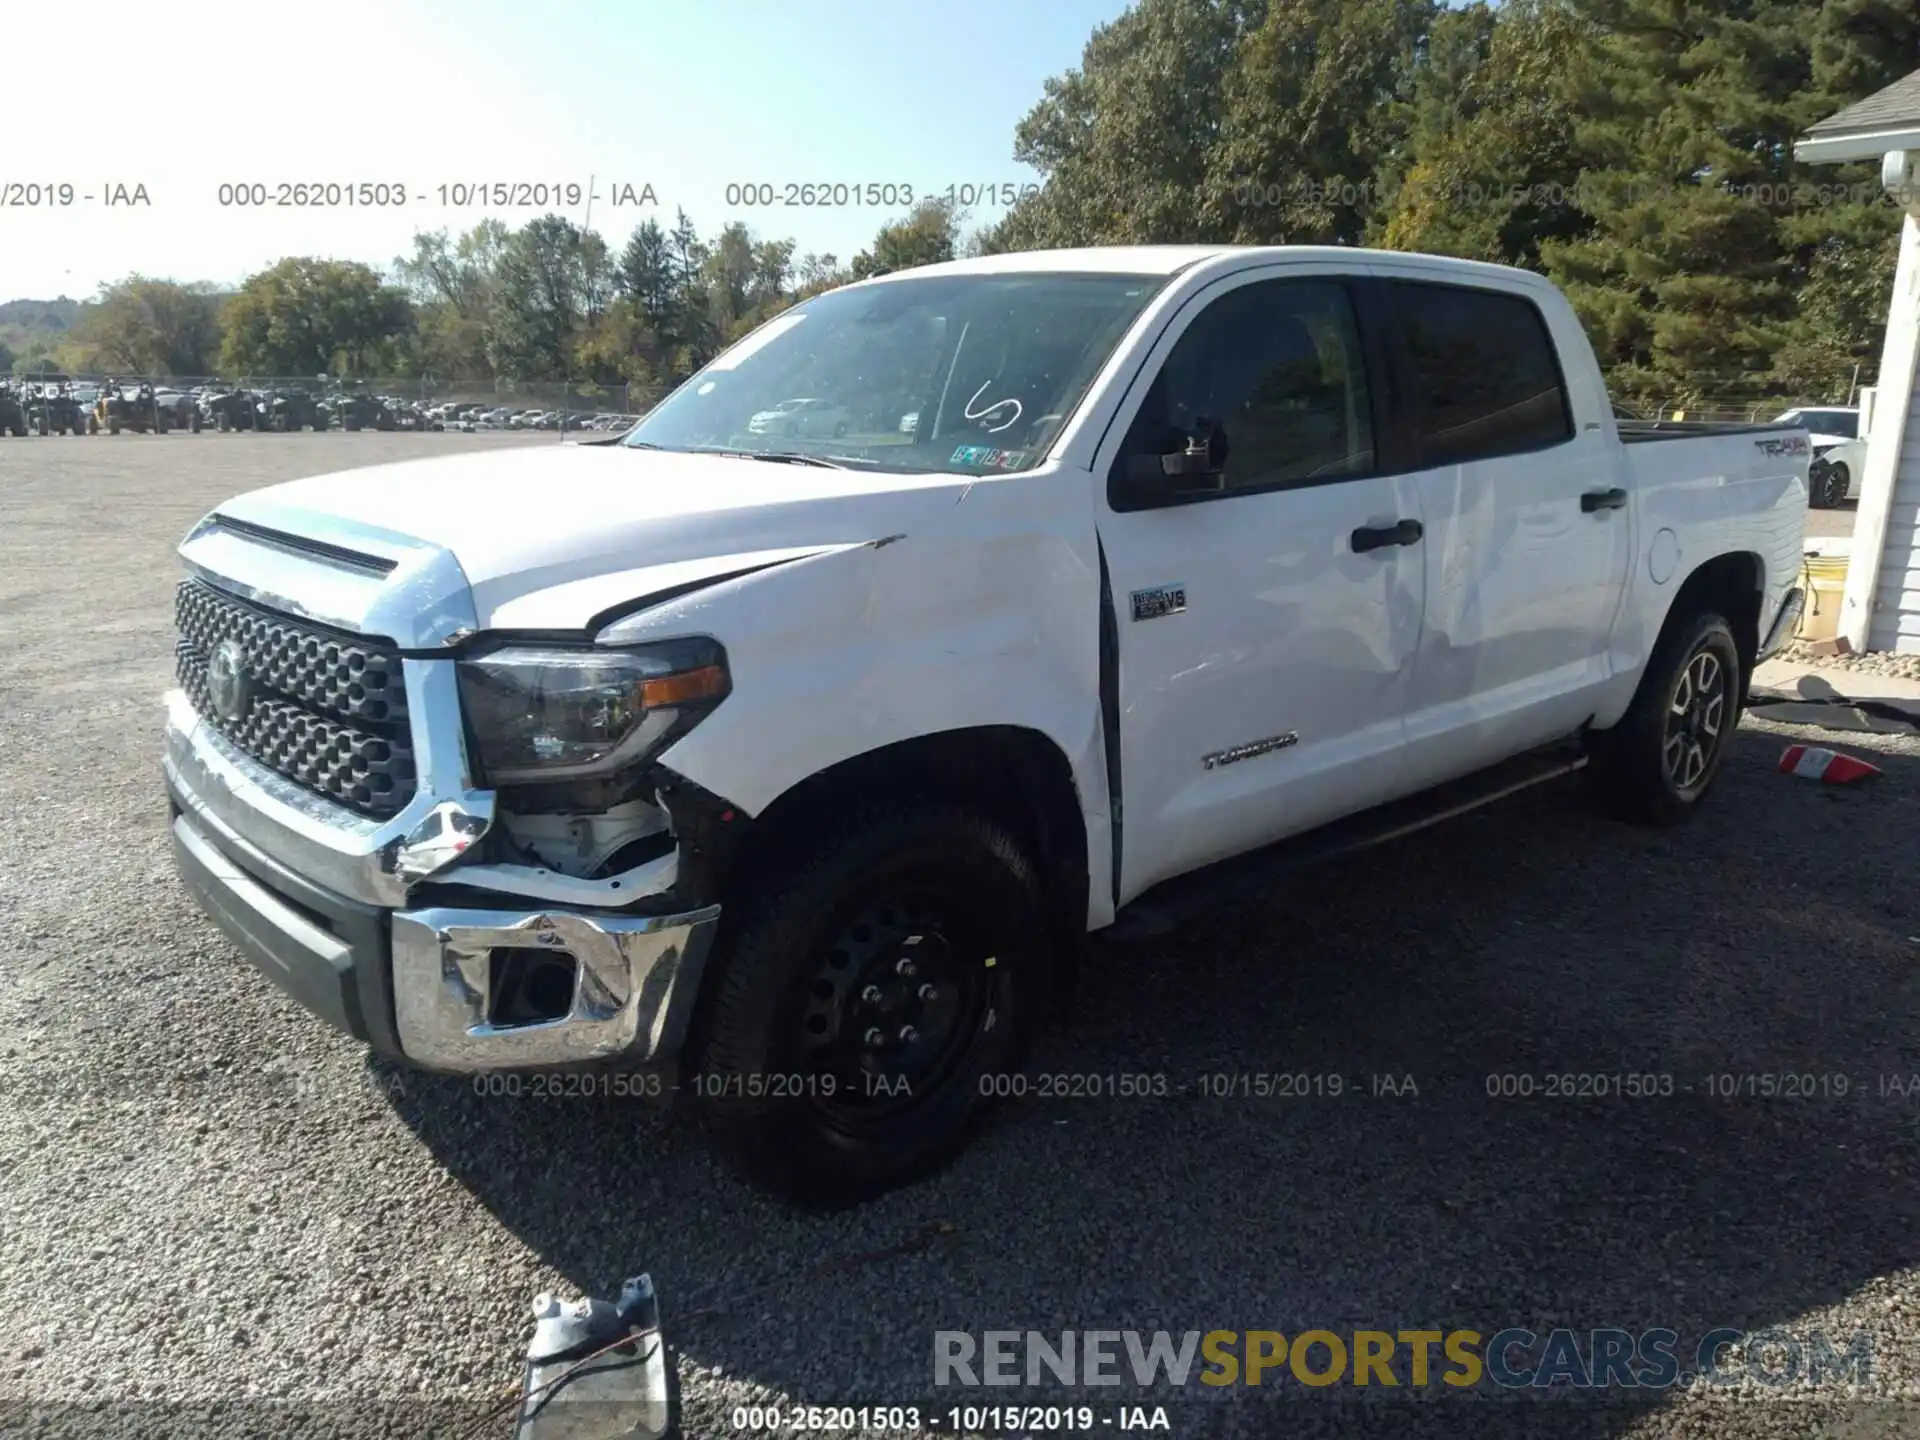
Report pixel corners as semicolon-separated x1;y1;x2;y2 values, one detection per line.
950;444;1028;468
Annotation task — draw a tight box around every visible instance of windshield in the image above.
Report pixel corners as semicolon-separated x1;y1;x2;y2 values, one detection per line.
624;271;1166;473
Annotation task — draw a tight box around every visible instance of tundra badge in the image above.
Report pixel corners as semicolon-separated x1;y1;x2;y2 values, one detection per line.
1203;732;1300;770
1130;584;1187;622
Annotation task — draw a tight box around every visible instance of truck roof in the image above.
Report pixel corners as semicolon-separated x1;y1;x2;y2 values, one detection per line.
859;243;1552;290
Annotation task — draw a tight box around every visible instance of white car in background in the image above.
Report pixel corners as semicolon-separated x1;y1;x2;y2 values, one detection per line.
746;396;852;439
1811;435;1867;508
1774;406;1861;508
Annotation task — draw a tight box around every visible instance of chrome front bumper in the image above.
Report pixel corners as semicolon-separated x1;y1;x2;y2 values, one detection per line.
390;906;718;1069
166;679;720;1071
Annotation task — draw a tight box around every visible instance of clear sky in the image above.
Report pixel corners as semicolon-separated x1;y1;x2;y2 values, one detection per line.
0;0;1132;302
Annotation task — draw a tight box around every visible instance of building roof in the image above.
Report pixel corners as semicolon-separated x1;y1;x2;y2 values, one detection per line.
1806;68;1920;139
1798;69;1920;164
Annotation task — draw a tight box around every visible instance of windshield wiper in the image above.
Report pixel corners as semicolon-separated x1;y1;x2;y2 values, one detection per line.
686;446;864;469
746;451;856;469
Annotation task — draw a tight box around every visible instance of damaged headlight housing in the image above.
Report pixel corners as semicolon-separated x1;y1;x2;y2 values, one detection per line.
456;638;730;785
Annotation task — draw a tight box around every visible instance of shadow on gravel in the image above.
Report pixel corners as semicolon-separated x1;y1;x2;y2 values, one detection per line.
386;726;1920;1439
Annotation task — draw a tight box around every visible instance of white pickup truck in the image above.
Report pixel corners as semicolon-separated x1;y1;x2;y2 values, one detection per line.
165;245;1810;1205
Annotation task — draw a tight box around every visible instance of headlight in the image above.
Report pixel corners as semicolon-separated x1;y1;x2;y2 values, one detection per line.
456;638;730;785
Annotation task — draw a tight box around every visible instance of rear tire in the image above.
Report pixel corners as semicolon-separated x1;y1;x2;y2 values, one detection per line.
693;803;1050;1208
1585;609;1742;826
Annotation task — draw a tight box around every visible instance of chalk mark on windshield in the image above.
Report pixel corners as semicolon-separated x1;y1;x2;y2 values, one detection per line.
963;381;1023;435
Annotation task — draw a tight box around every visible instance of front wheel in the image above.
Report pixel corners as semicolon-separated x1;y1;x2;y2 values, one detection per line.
1586;609;1742;825
1819;463;1850;509
693;803;1050;1207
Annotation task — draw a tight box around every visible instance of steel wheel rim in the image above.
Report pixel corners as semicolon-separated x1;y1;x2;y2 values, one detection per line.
794;885;1002;1129
1663;647;1728;794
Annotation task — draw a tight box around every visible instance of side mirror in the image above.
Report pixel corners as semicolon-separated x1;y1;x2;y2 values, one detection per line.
1119;427;1227;499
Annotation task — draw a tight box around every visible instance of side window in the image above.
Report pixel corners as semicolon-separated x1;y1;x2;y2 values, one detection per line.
1116;278;1376;499
1389;281;1574;464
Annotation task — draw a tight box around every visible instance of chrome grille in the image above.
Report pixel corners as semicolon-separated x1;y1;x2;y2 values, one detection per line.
174;579;417;819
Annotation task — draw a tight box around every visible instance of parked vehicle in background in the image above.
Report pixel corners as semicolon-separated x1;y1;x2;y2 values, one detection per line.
747;396;853;438
200;387;259;432
257;389;325;432
1773;406;1858;448
1810;435;1866;508
1774;406;1860;508
95;382;170;434
152;389;203;431
0;383;28;437
322;391;396;432
163;246;1810;1207
22;377;88;435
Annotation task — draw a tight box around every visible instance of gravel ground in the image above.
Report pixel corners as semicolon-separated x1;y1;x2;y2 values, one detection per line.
1775;640;1920;683
2;433;1918;1440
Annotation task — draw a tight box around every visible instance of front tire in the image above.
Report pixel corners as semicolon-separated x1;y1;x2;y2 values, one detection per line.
694;803;1049;1207
1820;463;1850;508
1586;609;1742;825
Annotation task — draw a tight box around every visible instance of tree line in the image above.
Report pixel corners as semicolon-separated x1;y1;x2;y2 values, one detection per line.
6;198;964;394
10;0;1916;409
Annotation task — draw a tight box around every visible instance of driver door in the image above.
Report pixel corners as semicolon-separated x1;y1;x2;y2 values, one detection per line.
1094;268;1426;905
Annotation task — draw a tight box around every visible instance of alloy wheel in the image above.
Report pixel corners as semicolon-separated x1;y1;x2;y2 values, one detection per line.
1663;647;1729;795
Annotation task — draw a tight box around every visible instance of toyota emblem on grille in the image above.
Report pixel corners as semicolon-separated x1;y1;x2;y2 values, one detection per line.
206;638;253;722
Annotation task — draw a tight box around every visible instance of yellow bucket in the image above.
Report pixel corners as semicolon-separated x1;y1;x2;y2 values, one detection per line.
1794;554;1849;641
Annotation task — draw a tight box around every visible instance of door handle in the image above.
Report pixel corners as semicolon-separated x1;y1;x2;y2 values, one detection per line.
1350;518;1423;553
1581;487;1628;512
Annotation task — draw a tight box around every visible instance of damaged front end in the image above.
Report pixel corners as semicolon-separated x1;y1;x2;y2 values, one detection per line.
390;765;749;1072
163;509;746;1079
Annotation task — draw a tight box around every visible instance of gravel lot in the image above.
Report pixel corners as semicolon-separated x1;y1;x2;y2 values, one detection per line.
2;433;1917;1440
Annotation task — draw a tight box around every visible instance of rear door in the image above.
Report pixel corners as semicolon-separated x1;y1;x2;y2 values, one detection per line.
1375;274;1633;787
1094;265;1426;904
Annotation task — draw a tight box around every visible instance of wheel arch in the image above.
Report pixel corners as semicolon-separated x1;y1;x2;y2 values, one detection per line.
702;725;1091;960
1655;550;1765;697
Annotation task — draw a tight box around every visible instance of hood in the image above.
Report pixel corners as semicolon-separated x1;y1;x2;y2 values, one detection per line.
206;444;976;632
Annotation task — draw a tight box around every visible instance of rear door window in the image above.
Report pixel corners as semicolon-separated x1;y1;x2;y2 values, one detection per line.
1387;280;1575;465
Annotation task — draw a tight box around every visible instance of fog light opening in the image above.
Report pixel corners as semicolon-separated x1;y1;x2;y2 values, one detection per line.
489;947;579;1027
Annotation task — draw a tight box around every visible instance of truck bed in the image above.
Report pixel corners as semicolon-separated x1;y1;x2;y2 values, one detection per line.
1616;419;1804;443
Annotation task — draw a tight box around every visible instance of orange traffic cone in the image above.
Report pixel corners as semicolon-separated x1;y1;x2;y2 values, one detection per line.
1778;744;1882;784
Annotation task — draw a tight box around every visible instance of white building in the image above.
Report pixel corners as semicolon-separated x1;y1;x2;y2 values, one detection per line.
1796;70;1920;654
